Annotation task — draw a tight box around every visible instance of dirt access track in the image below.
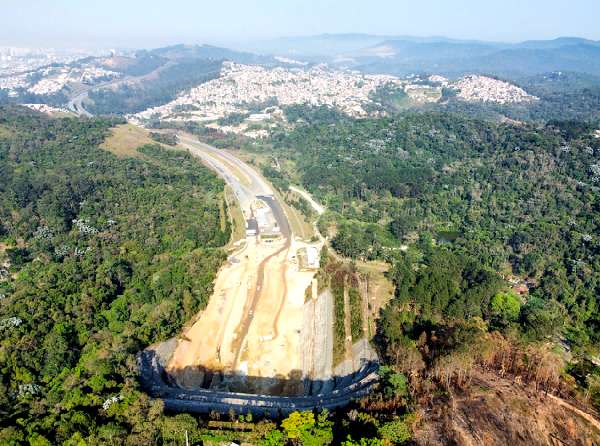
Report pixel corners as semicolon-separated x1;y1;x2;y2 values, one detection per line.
166;135;327;396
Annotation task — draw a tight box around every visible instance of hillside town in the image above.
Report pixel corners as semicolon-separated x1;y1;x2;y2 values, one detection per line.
0;47;119;97
28;66;121;95
133;61;404;124
0;64;121;97
0;47;540;120
129;63;541;138
452;74;538;104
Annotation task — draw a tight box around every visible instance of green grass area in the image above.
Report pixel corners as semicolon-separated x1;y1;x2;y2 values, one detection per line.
100;123;158;158
349;287;363;340
224;186;246;247
332;284;346;366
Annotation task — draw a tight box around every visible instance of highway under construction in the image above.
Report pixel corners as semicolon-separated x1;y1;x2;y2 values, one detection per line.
138;134;378;413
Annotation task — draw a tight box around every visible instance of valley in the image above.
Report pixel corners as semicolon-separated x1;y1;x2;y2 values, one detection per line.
3;13;600;444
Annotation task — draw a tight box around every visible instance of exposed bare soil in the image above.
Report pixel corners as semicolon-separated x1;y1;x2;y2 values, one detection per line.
166;234;323;395
414;369;600;446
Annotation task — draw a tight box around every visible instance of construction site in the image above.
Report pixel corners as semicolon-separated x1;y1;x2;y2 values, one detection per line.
140;135;377;409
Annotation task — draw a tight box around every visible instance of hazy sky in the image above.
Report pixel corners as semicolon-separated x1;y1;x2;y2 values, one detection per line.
2;0;600;49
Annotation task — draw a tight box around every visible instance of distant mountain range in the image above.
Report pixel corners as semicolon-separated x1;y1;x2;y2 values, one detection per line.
146;44;276;65
241;33;500;57
241;34;600;77
118;36;600;78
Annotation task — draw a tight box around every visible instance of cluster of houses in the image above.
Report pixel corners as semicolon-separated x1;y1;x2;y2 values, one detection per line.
133;62;405;131
451;75;537;104
0;47;110;97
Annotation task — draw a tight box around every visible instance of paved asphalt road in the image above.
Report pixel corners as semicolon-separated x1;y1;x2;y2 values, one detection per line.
178;135;267;216
67;90;93;117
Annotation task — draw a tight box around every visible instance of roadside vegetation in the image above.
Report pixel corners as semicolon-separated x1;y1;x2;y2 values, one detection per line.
0;106;229;444
150;131;178;146
249;106;600;440
3;99;600;444
262;110;600;355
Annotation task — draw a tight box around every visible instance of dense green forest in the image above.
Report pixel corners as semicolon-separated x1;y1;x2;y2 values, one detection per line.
3;103;600;444
0;106;231;444
256;111;600;395
0;107;417;446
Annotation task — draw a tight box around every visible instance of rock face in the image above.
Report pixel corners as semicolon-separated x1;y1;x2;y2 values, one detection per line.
451;75;538;104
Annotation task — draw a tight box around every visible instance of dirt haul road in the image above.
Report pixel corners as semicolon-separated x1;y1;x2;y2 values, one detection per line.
167;135;324;395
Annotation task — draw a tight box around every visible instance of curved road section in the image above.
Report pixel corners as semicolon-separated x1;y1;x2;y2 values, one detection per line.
137;134;378;415
138;348;377;416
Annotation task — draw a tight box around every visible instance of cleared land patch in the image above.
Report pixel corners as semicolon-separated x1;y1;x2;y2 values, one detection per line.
356;260;394;339
415;369;600;445
164;138;327;396
0;125;14;139
100;123;156;158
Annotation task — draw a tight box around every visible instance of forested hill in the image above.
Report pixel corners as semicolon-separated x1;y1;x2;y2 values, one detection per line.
240;109;600;442
2;107;600;444
0;107;228;444
263;112;600;352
